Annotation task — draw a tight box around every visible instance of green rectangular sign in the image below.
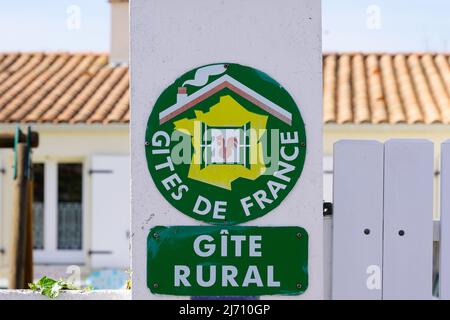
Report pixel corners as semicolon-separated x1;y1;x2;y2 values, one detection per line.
147;226;308;296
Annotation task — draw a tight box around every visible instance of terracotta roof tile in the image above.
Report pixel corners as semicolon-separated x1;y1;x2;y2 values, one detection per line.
323;54;336;123
1;52;450;125
56;57;111;123
121;108;130;123
26;54;98;122
106;89;129;124
45;55;108;123
0;53;20;73
11;54;83;122
73;66;127;123
7;54;74;122
0;53;32;84
89;70;129;123
366;54;388;124
421;54;450;123
408;54;441;123
352;54;370;123
0;54;59;121
336;54;352;123
324;53;450;124
393;54;423;123
379;55;406;124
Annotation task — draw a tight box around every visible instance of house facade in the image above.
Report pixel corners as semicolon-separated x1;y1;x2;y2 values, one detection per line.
1;0;450;284
322;53;450;209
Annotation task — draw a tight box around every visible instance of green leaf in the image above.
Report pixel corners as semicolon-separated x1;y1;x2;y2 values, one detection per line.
28;276;88;299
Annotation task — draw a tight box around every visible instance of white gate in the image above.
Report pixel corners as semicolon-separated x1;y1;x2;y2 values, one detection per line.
331;139;446;300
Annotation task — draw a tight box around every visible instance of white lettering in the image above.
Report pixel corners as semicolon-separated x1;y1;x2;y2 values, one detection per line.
222;266;239;287
273;161;295;182
249;236;262;257
193;235;215;257
174;266;191;287
280;132;299;144
152;131;170;147
240;196;254;216
253;190;273;209
242;266;263;287
193;196;211;216
213;201;227;220
161;173;182;191
230;235;246;257
197;265;216;287
267;266;280;287
155;156;175;172
221;230;228;257
267;180;287;200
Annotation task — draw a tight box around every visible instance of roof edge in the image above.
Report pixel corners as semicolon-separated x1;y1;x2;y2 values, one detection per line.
323;51;450;57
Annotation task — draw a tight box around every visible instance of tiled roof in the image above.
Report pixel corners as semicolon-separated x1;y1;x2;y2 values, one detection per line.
0;52;128;124
324;53;450;124
1;52;450;125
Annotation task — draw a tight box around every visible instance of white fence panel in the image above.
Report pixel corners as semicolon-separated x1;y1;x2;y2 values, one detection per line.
383;140;434;300
332;140;384;299
440;140;450;299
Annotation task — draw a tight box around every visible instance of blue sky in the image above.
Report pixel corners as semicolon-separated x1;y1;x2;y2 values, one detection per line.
0;0;109;52
1;0;450;53
323;0;450;52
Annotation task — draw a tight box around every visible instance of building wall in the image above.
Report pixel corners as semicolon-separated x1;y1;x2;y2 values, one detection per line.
0;123;448;275
0;125;129;273
324;125;450;156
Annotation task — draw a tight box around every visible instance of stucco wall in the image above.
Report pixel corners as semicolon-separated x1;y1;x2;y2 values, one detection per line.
324;125;450;157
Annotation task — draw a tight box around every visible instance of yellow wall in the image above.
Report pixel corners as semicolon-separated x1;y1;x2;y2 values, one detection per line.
324;124;450;157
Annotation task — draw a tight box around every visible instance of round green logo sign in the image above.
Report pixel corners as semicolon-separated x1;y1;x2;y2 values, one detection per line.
145;63;306;225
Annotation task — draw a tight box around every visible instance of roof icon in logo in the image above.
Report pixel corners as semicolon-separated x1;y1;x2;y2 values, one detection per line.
159;74;293;125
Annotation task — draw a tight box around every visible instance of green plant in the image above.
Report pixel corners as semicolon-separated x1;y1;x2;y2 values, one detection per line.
29;276;92;299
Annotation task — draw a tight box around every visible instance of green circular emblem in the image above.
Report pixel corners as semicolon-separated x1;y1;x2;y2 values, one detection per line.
145;63;306;225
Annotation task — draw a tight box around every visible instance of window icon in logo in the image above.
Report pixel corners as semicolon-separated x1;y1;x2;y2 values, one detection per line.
200;123;250;168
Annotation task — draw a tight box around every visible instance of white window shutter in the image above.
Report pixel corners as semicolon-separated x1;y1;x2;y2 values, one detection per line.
90;155;130;269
